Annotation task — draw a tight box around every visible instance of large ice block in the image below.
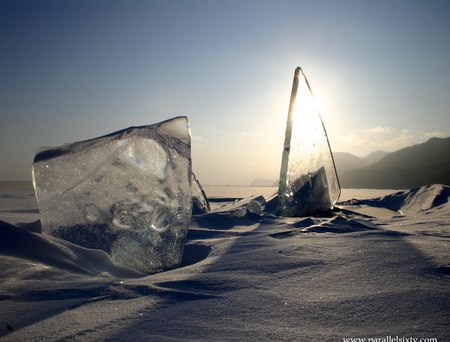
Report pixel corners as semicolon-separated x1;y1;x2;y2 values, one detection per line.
278;67;340;216
32;116;192;273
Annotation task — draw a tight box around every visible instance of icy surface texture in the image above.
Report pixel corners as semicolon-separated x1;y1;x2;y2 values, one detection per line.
213;195;266;217
278;67;340;216
32;116;192;273
191;172;210;215
191;195;267;228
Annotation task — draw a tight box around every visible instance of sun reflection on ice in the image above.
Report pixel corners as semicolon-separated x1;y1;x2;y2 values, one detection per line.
278;67;340;216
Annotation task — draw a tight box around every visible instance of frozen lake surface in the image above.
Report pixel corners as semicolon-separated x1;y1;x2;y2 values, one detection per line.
0;181;448;341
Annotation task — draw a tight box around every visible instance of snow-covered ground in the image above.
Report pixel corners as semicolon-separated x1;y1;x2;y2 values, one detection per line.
0;183;448;341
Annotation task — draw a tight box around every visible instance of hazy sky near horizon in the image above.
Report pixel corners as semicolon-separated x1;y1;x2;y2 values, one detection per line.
1;1;449;185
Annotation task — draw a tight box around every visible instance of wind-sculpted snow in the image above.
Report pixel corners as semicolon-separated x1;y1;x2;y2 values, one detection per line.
0;219;142;278
32;117;192;273
278;67;340;216
346;184;450;214
1;185;449;340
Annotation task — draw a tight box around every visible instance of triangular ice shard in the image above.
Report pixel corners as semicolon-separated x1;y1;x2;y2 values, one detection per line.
278;67;340;216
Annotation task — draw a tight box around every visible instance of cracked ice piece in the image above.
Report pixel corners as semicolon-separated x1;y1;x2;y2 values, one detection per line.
213;195;266;217
191;172;210;215
278;67;340;216
32;116;192;273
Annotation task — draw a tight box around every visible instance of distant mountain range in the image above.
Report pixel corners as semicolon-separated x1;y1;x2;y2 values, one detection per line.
333;150;388;175
250;137;450;189
338;137;450;189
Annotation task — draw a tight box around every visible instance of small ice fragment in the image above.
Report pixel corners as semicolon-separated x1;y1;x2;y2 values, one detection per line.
213;195;266;217
32;116;192;273
191;172;210;214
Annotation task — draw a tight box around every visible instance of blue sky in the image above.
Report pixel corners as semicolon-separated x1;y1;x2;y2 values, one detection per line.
1;0;449;184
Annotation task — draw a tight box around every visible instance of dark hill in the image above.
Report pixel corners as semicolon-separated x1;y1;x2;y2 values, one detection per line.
333;151;387;175
340;137;450;189
364;151;389;165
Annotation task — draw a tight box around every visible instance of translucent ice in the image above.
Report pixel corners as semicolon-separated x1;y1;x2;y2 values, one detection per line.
32;116;192;273
191;172;210;214
278;67;340;216
213;195;266;217
191;195;266;228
